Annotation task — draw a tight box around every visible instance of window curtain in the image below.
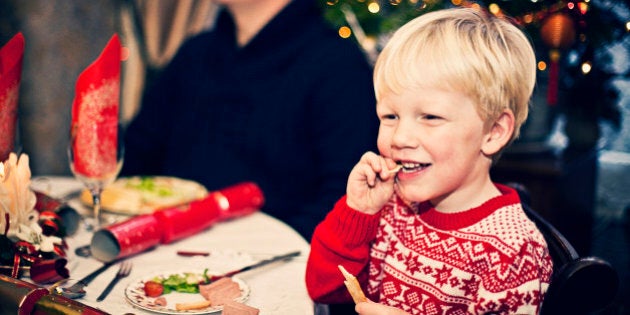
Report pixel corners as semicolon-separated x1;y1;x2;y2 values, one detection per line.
119;0;217;124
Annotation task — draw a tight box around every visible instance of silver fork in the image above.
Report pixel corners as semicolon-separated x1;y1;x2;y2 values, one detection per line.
96;261;132;302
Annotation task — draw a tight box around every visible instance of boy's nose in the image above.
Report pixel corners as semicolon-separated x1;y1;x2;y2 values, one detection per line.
391;121;418;148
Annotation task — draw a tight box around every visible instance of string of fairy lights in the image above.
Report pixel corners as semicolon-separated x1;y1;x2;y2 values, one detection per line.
323;0;630;105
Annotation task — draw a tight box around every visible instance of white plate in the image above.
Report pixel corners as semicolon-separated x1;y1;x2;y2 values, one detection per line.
124;270;250;314
81;176;208;215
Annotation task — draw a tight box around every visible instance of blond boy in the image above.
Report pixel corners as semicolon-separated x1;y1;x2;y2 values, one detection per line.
306;7;553;315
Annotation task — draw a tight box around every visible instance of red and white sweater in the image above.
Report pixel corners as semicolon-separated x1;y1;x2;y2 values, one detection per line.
306;184;553;314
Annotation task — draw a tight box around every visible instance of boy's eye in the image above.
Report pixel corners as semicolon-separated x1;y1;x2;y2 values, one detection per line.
423;114;441;120
381;114;397;120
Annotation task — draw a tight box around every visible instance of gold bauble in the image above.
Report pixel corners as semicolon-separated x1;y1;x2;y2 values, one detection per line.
540;13;576;50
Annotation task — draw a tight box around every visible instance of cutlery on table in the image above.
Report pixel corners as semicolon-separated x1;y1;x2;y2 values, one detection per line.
59;261;116;299
208;250;301;281
96;261;133;302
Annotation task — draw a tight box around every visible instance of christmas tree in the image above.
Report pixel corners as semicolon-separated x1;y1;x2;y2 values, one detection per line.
323;0;630;150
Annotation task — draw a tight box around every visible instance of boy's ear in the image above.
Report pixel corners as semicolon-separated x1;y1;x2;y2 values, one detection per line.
481;109;514;156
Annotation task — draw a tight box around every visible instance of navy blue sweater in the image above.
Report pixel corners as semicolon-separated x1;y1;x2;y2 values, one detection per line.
122;0;378;240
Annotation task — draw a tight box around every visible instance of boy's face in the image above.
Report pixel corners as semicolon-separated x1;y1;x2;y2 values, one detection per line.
376;86;494;211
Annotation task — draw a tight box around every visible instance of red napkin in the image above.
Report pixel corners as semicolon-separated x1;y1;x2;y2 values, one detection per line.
0;33;25;161
70;34;121;178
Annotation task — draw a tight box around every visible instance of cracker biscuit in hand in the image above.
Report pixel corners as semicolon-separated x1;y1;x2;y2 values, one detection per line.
338;265;367;303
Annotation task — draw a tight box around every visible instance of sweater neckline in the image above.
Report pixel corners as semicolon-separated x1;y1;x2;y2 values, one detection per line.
406;184;521;230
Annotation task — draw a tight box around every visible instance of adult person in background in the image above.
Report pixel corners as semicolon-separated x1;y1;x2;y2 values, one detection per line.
121;0;378;240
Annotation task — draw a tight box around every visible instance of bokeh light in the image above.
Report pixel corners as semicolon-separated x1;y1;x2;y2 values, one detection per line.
581;61;592;74
488;3;500;15
338;26;352;39
368;2;380;13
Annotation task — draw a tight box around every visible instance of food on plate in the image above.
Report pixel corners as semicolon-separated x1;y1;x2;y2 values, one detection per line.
175;299;213;311
80;176;207;214
338;265;367;304
126;269;250;313
135;270;246;309
143;280;164;297
199;277;242;306
154;296;167;306
151;270;210;294
222;301;260;315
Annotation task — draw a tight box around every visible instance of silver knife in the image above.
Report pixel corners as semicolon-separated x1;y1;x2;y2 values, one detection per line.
208;250;301;281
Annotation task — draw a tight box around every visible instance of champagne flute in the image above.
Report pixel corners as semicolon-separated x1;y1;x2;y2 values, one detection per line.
68;122;124;231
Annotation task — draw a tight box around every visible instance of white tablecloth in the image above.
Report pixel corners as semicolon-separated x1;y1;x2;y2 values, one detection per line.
31;176;314;315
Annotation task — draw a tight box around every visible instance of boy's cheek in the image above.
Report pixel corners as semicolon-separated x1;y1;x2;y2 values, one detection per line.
376;138;391;156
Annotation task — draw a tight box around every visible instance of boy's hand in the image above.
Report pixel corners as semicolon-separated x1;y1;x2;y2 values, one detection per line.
346;152;398;214
355;300;410;315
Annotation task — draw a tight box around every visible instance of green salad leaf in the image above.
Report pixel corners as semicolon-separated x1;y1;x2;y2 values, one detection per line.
126;177;174;196
153;269;210;294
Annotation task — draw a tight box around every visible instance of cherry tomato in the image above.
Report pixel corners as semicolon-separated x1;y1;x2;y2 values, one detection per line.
144;280;164;297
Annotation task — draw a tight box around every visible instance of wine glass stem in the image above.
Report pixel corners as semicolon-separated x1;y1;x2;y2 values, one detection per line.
92;192;102;229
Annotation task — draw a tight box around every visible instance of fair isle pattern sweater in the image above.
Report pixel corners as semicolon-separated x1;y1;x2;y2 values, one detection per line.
306;184;553;315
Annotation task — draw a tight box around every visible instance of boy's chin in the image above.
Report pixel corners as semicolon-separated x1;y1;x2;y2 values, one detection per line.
394;184;427;206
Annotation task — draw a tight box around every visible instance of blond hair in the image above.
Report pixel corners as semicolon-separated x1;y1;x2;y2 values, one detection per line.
373;7;536;143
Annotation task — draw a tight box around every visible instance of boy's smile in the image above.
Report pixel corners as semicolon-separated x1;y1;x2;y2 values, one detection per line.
376;85;499;213
398;161;431;174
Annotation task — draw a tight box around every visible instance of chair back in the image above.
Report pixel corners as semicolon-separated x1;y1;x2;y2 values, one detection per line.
507;182;619;315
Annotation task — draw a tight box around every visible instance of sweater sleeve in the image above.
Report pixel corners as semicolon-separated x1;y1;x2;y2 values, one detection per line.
305;195;381;303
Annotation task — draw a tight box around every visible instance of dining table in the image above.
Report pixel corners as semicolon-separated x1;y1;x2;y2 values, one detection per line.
29;176;315;315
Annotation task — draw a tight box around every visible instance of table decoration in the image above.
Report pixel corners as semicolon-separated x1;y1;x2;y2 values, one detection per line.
0;153;71;284
0;32;24;162
0;273;48;315
90;182;265;262
32;190;81;237
68;33;123;230
156;181;264;244
0;274;109;315
32;292;109;315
